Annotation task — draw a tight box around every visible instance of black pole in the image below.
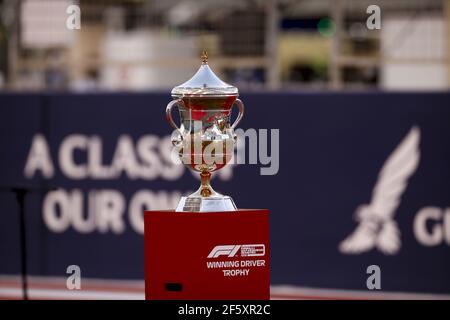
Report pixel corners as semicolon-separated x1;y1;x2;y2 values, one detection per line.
1;185;55;300
13;188;29;300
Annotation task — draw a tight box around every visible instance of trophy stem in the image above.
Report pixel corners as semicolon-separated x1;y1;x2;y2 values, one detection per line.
200;171;213;197
175;171;237;212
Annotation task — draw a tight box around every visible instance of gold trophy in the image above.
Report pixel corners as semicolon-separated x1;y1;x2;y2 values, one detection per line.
166;51;244;212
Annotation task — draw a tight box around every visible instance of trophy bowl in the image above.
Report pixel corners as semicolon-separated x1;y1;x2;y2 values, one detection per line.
166;51;244;212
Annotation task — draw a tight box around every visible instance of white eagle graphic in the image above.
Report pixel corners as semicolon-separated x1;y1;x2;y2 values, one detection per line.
339;126;421;255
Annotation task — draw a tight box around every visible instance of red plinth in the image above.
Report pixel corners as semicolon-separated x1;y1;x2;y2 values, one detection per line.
144;209;270;300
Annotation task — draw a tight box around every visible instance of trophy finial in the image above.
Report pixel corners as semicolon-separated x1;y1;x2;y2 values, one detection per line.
201;50;208;64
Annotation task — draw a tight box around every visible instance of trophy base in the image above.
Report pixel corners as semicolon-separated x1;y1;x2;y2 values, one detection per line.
175;196;237;212
144;209;270;299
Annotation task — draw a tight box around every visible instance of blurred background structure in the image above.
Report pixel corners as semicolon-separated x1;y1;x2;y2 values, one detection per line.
0;0;448;92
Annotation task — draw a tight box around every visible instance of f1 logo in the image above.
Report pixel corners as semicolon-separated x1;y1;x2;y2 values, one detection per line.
208;245;241;258
207;244;265;258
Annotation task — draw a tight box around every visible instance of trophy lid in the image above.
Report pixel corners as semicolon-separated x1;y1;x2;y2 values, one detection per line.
171;51;238;97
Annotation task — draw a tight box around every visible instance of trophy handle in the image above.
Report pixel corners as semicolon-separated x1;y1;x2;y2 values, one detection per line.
166;99;183;130
230;98;245;129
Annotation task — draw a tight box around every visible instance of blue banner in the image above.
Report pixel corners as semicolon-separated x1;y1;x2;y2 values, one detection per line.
0;92;449;294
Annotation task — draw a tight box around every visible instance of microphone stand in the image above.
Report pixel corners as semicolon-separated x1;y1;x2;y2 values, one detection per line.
0;185;55;300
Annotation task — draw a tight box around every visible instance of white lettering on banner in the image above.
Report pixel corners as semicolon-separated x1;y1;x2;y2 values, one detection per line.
25;132;280;180
69;189;95;233
24;132;279;235
43;189;73;233
59;134;89;179
414;207;450;246
36;133;189;180
111;135;141;179
89;136;115;179
42;189;181;234
95;190;126;233
24;134;55;178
